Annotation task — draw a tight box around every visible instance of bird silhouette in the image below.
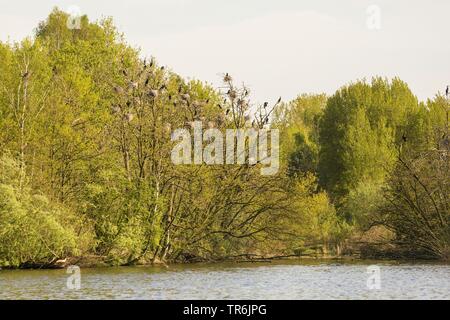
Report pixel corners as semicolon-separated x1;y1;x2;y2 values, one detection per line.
149;89;159;98
277;97;282;104
224;73;232;82
263;102;268;108
55;258;69;267
181;93;190;101
402;133;407;142
446;85;449;97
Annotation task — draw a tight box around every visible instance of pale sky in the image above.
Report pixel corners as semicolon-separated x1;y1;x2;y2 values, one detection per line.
1;0;449;104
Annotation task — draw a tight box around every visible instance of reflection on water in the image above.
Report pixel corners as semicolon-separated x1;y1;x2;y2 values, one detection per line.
0;260;449;299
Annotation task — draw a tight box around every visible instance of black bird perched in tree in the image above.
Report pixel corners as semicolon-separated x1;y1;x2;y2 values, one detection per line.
263;102;268;108
226;109;230;115
150;58;154;68
149;89;159;98
446;85;449;97
145;77;150;86
402;133;407;142
277;97;282;104
224;73;232;82
181;93;190;101
250;160;260;167
160;66;165;71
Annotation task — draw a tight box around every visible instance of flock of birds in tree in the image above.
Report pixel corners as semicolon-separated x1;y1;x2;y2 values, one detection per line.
110;63;282;131
19;61;450;139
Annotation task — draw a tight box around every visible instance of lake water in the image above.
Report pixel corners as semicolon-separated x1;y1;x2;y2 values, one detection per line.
0;260;449;300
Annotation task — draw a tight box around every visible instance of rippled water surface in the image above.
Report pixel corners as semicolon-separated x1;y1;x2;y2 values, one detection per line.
1;260;449;299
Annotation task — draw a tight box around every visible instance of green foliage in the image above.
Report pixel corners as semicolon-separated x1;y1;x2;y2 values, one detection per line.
1;9;447;267
319;78;418;200
282;175;348;251
380;149;449;259
274;94;326;176
342;181;385;227
0;154;83;267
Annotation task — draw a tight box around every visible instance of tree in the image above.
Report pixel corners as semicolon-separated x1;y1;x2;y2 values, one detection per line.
0;154;86;267
318;78;419;218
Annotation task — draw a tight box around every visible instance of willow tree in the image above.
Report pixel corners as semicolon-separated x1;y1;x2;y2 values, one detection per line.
318;78;420;220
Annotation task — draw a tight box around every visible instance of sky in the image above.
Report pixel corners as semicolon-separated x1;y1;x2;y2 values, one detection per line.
1;0;449;104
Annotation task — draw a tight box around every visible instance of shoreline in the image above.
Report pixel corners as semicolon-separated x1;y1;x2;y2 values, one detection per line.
1;254;447;271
